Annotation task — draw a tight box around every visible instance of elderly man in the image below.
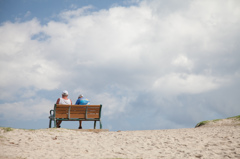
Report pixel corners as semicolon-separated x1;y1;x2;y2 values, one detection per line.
56;90;72;128
75;94;90;129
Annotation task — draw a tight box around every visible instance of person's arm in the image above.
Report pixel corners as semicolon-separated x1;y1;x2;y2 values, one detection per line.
56;98;60;104
75;99;79;105
70;99;72;105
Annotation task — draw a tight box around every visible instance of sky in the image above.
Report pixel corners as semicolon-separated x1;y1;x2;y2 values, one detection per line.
0;0;240;131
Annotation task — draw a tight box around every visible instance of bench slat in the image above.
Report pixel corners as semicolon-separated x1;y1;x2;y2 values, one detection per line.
70;114;86;118
70;111;86;114
56;114;68;118
70;107;87;109
56;107;69;109
87;114;99;118
56;109;68;111
70;105;100;107
88;108;100;110
87;110;99;113
56;105;71;107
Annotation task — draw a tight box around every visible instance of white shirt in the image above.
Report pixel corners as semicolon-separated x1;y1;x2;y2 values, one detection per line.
59;98;71;104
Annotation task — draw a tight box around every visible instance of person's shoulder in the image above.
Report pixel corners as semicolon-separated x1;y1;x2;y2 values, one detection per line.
75;99;79;104
56;98;61;104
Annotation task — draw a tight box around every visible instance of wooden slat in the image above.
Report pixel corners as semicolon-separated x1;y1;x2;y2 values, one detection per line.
87;110;99;113
70;105;100;107
56;108;69;111
70;105;88;107
70;110;86;114
88;107;100;108
87;114;99;118
56;110;68;113
88;108;100;110
56;112;68;114
56;109;68;111
87;112;99;115
70;108;86;110
70;114;85;118
56;105;71;108
70;107;87;110
56;110;68;112
87;112;99;114
56;114;68;118
88;105;101;107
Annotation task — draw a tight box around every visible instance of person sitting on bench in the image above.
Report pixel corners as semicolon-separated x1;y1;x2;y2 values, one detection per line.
75;94;90;129
56;90;72;128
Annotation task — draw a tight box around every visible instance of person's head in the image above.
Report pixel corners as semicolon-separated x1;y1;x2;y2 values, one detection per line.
62;90;69;97
78;94;83;99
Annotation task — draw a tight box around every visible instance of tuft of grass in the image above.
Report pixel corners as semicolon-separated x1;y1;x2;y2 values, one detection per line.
1;127;14;132
28;129;35;131
195;120;210;127
195;115;240;128
227;115;240;120
213;119;221;122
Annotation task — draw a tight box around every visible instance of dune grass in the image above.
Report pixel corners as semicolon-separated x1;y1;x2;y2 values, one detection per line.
195;115;240;128
227;115;240;120
195;120;210;127
0;127;14;132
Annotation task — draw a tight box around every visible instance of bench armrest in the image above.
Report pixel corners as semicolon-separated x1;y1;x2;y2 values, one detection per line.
49;109;54;116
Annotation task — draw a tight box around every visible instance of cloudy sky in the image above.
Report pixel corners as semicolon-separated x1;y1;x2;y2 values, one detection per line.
0;0;239;131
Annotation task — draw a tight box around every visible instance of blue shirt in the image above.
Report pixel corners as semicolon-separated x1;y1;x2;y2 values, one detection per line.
75;97;90;105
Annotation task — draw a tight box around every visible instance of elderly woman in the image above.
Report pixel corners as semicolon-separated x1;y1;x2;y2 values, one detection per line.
75;94;90;105
56;90;72;128
75;94;90;129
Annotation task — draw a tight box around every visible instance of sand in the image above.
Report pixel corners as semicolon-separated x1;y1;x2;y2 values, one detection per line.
1;122;240;158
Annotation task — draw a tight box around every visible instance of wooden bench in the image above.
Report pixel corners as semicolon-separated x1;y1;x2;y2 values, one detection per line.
49;104;102;129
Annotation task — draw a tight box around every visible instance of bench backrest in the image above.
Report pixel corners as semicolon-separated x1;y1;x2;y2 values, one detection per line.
54;104;102;119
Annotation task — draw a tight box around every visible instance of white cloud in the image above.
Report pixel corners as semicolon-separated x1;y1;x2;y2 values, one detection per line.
59;6;93;20
171;55;193;70
152;73;229;95
0;98;53;121
0;19;63;100
92;85;137;118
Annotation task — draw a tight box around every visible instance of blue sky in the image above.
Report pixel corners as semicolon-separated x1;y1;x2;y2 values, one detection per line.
0;0;134;23
0;0;240;131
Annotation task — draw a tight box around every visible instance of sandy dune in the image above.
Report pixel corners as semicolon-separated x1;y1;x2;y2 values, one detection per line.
1;120;240;159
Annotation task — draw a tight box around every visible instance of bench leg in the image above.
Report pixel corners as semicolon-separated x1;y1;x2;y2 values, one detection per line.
49;119;52;128
54;119;57;128
94;121;96;129
99;120;102;129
